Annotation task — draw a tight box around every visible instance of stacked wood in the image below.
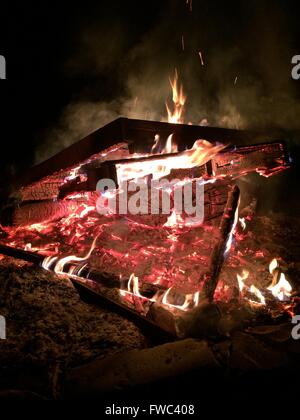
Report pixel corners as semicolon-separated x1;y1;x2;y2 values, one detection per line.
17;141;288;205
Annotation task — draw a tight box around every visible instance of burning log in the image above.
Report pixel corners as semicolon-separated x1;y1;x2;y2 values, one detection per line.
99;141;288;187
0;243;46;265
12;200;80;226
15;139;289;208
201;184;240;301
19;180;63;202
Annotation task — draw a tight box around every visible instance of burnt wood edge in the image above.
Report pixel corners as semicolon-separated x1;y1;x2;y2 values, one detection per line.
202;184;240;301
71;280;175;343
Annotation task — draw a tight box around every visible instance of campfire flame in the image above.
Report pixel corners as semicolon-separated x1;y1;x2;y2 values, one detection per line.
116;139;225;182
239;217;246;230
0;68;294;323
224;204;239;254
249;284;266;305
268;273;292;301
166;69;186;124
236;258;293;308
42;235;99;274
237;269;249;292
268;258;292;301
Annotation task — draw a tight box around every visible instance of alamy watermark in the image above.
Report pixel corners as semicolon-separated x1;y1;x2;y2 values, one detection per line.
291;315;300;340
0;315;6;340
291;55;300;80
0;55;6;79
95;177;205;223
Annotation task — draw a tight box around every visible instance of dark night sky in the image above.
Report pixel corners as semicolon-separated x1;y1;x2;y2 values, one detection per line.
1;0;300;200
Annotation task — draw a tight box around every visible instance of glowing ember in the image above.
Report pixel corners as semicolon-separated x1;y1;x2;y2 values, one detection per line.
164;210;184;228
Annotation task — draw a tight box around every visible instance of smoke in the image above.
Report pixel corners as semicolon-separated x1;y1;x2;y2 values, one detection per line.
35;0;300;163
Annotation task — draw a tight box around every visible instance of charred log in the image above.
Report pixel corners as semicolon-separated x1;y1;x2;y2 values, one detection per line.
201;184;240;301
12;200;81;226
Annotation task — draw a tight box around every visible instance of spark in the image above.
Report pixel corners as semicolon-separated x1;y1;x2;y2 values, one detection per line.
198;51;204;66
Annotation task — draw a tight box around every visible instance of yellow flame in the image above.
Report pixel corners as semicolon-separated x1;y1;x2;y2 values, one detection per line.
166;69;186;124
164;210;184;228
268;272;292;301
127;273;141;297
224;203;239;254
163;134;178;154
239;217;246;230
193;290;200;306
151;134;178;155
237;269;249;292
116;139;225;183
151;134;160;153
161;287;194;311
249;285;266;305
42;235;98;273
269;258;278;275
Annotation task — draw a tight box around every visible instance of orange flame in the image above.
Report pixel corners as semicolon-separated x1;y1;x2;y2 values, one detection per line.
116;139;225;183
166;69;186;124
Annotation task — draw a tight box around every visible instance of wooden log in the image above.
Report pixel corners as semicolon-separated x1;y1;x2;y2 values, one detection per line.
0;243;45;264
175;302;222;338
20;181;62;202
65;338;218;397
12;200;80;226
201;185;240;301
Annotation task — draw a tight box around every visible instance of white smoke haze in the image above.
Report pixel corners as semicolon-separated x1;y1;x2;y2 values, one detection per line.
35;0;300;164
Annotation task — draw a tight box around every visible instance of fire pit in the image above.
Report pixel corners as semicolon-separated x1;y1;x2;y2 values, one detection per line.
0;114;295;338
0;112;300;400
